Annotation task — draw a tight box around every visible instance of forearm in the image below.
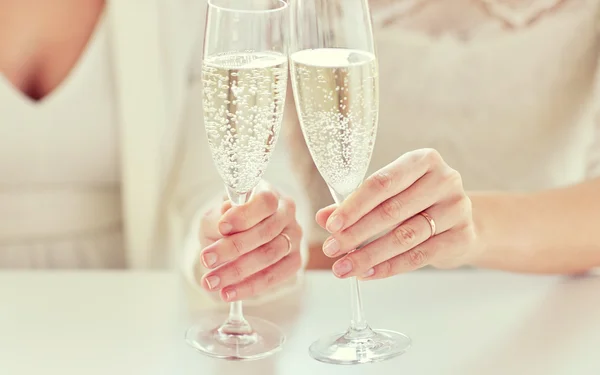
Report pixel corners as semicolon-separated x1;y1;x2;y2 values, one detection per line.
468;178;600;274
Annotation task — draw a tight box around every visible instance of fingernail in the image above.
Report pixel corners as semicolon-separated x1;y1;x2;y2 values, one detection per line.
333;259;353;277
204;275;220;290
219;222;233;235
326;215;343;233
362;268;375;278
224;289;237;301
323;237;340;256
201;252;218;268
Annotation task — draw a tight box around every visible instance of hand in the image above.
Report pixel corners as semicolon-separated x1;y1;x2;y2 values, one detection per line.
316;149;476;280
197;185;303;302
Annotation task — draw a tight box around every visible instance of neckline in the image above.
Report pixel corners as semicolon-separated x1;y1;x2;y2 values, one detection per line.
0;10;108;110
370;0;581;46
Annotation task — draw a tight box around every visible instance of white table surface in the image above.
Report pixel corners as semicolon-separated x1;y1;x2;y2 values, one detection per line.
0;270;599;375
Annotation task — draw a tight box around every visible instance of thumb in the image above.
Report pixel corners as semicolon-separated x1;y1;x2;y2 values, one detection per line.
316;204;337;229
200;201;232;244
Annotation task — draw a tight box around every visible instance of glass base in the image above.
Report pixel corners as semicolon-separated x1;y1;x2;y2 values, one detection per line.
309;326;411;365
185;315;285;361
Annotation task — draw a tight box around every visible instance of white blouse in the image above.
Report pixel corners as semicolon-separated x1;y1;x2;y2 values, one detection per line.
289;0;600;244
0;14;125;268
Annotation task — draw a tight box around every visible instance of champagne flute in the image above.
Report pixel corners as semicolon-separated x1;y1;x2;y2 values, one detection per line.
185;0;289;361
289;0;411;364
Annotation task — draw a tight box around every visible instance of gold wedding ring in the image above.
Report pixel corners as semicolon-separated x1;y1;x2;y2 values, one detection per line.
419;212;437;239
280;233;292;254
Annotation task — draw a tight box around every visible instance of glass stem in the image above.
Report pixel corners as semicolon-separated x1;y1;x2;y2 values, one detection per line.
349;276;369;331
330;188;371;334
228;300;245;323
219;185;254;336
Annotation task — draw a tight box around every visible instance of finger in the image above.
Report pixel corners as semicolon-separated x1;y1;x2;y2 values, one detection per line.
200;231;296;292
200;206;224;243
325;149;441;233
221;200;233;214
330;200;465;277
200;198;232;242
330;212;431;278
361;230;466;279
316;204;337;229
220;251;303;302
199;198;294;269
323;172;446;256
218;190;280;235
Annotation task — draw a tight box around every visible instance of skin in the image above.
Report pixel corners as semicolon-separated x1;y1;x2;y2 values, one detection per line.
315;148;476;279
198;186;303;302
199;147;600;300
0;0;303;300
0;0;105;100
311;149;600;276
467;179;600;274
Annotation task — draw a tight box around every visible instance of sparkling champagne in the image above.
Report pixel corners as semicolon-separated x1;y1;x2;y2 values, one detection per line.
203;51;288;194
290;48;379;198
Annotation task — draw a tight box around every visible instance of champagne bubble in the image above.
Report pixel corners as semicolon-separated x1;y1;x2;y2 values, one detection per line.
290;48;379;198
203;52;288;194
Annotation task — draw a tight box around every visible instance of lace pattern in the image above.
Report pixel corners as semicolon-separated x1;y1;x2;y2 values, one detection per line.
478;0;567;27
370;0;569;31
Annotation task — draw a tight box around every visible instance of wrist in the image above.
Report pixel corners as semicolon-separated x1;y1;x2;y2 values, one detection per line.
464;191;531;269
466;193;491;267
